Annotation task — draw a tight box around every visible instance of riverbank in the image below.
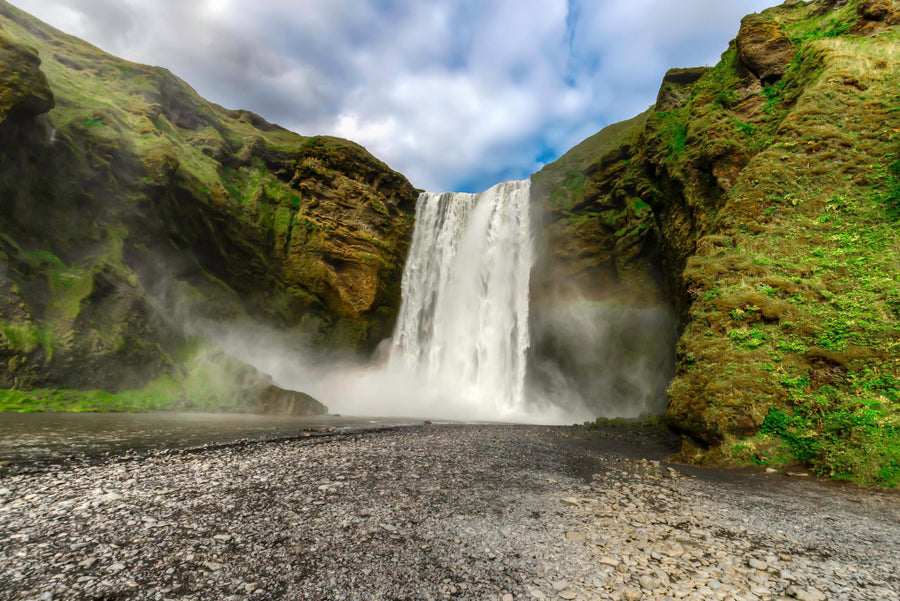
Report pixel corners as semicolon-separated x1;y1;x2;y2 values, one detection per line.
1;425;897;600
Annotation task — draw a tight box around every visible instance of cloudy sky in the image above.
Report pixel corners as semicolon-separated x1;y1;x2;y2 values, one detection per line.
15;0;780;192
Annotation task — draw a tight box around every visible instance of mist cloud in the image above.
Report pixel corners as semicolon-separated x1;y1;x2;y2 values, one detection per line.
15;0;779;191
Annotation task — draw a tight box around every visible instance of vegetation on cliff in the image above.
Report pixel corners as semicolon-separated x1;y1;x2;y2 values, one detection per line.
533;0;899;486
0;0;417;412
1;0;897;485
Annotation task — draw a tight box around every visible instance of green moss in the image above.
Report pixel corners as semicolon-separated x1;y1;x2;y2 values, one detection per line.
368;196;390;216
0;341;278;412
884;145;900;220
273;206;294;239
759;382;899;487
0;322;61;360
532;109;650;210
728;326;768;350
645;0;900;485
785;2;857;44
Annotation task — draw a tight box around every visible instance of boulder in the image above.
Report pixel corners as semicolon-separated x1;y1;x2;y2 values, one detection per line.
655;67;711;111
857;0;892;20
0;32;54;124
256;385;327;416
736;16;795;84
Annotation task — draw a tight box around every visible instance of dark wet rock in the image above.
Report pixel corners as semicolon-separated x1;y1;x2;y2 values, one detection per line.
255;385;326;416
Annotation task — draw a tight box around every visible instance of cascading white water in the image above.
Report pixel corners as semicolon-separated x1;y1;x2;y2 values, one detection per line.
212;180;591;424
390;180;533;417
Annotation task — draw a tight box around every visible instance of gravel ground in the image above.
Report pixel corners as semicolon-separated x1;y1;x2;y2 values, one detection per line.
0;424;898;601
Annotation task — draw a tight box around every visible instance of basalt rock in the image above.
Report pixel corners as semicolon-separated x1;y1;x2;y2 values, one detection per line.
256;386;327;416
530;109;677;418
857;0;893;20
735;15;795;84
656;68;711;111
0;0;416;402
0;31;53;124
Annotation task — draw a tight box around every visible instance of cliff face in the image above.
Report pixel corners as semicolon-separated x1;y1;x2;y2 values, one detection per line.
533;0;900;485
2;0;897;482
0;0;417;400
530;111;678;419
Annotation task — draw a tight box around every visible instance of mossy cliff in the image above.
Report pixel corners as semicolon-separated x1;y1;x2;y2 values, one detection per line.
532;0;900;485
0;0;417;407
530;109;678;419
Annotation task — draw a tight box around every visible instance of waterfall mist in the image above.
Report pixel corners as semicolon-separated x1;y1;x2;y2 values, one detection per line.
204;178;673;425
204;180;582;424
529;298;676;419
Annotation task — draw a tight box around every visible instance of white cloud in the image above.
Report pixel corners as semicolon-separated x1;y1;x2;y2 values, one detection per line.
12;0;781;191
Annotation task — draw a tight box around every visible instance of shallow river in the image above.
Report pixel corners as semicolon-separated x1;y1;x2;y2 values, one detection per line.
0;412;421;471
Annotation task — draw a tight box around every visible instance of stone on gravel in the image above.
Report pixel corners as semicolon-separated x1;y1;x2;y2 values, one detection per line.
0;425;897;601
786;585;827;601
551;580;570;591
564;530;586;542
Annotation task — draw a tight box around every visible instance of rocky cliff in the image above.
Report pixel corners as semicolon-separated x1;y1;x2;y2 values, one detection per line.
1;0;897;483
532;0;900;485
0;0;417;410
529;109;678;419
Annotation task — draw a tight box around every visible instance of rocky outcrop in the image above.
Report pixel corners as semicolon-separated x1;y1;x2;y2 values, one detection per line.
655;68;710;111
735;15;795;84
530;110;677;418
0;0;416;402
532;0;899;484
256;386;327;416
0;31;53;123
858;0;893;20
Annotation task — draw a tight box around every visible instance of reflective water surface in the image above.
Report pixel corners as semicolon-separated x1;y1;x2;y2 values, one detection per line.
0;412;421;470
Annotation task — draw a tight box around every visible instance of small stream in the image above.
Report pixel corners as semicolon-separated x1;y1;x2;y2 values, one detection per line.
0;412;421;473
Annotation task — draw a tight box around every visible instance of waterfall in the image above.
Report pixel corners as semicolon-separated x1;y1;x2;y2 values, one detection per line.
390;180;533;417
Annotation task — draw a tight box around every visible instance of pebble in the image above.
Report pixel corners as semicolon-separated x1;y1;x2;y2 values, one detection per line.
748;558;768;571
786;585;827;601
564;530;587;542
0;425;896;601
